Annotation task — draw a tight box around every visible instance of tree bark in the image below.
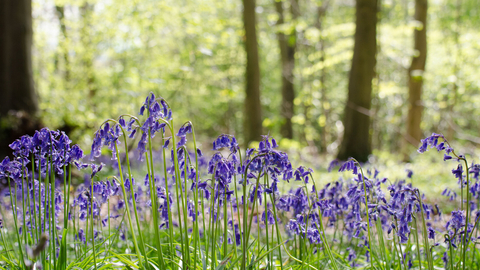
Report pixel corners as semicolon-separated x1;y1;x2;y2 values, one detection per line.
0;0;41;157
242;0;263;145
337;0;377;162
275;0;298;140
406;0;427;146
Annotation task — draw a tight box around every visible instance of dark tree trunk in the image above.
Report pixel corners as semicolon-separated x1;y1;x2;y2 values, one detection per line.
0;0;41;157
405;0;427;147
275;0;298;140
337;0;377;162
242;0;262;145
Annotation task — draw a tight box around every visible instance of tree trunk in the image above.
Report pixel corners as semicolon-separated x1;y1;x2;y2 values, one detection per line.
0;0;41;157
405;0;427;146
275;0;298;140
337;0;377;162
242;0;263;145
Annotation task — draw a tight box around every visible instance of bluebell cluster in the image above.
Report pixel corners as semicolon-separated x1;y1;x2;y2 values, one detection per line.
0;129;84;260
1;95;480;269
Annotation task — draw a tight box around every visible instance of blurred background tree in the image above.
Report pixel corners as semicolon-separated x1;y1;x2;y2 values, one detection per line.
274;0;299;140
243;0;263;145
0;0;41;158
336;0;377;162
404;0;427;161
1;0;479;161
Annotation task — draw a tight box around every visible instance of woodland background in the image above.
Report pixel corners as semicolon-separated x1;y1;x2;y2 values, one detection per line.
1;0;480;163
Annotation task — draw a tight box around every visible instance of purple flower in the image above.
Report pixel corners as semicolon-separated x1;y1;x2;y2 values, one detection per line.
347;248;356;262
339;159;356;173
452;164;463;179
417;133;454;155
442;252;448;267
213;134;239;153
428;227;436;240
446;210;465;231
234;224;241;246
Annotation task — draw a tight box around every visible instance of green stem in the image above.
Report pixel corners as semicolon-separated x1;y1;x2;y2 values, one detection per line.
49;154;57;269
412;216;422;270
119;132;150;269
416;190;434;270
210;182;219;269
180;146;191;265
8;179;26;268
113;144;144;269
161;132;175;260
90;180;98;270
169;121;190;266
246;171;263;244
146;127;166;268
190;124;201;270
268;191;319;270
263;174;270;269
392;226;403;269
31;155;39;243
355;161;373;270
310;176;338;270
270;191;284;270
462;157;470;270
223;184;228;260
448;234;454;270
21;163;28;246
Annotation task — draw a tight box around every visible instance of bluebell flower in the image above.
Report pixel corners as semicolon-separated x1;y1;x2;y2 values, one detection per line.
261;210;275;225
417;133;456;156
287;219;301;235
213;134;239;153
339;159;356;173
446;210;465;231
90;163;104;179
452;164;463;179
177;136;187;148
234;224;241;246
347;248;356;262
428;226;436;239
77;229;86;243
442;252;448;267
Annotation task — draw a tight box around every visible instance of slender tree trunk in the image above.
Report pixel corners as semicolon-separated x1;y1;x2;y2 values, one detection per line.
242;0;262;145
0;0;41;157
405;0;428;147
337;0;377;162
275;0;298;140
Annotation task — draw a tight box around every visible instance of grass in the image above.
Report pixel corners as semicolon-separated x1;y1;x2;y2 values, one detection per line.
0;93;479;270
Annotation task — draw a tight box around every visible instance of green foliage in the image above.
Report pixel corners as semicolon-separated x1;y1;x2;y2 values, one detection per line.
32;0;480;155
